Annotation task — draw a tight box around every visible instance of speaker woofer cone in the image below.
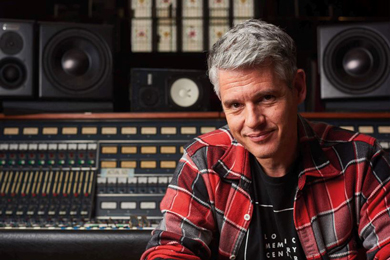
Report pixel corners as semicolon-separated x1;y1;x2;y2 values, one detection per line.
140;87;159;107
0;58;26;89
323;28;390;94
169;78;200;108
43;28;111;94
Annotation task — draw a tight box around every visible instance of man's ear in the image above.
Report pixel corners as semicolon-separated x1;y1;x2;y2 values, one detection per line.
293;69;307;105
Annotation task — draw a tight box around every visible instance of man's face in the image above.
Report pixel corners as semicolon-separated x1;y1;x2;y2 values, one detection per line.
219;67;306;165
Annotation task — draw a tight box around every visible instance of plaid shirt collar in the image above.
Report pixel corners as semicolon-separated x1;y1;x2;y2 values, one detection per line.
212;114;341;185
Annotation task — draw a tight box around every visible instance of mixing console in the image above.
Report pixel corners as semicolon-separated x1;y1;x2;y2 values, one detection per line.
0;114;389;231
0;116;227;230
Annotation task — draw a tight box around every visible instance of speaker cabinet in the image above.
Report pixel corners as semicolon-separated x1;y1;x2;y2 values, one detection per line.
318;22;390;111
39;22;113;100
130;68;215;112
0;20;34;98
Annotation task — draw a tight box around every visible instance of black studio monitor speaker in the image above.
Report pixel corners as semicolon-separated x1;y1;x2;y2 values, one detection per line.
318;22;390;111
39;22;113;100
130;68;218;112
0;20;34;98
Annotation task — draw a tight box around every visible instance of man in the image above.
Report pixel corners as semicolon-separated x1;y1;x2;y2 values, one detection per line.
141;19;390;260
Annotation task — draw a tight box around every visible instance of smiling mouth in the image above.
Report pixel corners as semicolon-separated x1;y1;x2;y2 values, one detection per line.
245;130;275;142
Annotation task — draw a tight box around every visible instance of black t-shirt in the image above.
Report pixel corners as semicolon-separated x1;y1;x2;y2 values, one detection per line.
236;155;306;260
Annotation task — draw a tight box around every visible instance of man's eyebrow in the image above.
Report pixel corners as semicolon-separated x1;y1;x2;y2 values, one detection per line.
223;99;239;107
252;89;278;97
222;88;280;106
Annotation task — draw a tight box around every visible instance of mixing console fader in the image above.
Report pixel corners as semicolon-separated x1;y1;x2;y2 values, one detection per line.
0;169;95;218
0;141;98;225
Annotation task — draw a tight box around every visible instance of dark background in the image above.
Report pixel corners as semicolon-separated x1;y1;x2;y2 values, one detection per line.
0;0;389;112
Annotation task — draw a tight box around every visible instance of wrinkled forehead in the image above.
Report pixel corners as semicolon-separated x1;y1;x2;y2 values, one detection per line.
218;67;287;97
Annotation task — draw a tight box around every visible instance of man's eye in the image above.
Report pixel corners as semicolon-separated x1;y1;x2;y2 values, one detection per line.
232;103;240;108
263;95;276;101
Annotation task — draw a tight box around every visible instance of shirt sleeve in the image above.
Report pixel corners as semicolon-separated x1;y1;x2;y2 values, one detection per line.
359;142;390;260
141;151;216;260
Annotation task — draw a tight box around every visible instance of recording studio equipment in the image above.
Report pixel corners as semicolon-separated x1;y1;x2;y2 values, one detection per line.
0;115;227;228
130;68;217;112
38;22;113;100
0;113;389;260
0;20;34;98
318;22;390;111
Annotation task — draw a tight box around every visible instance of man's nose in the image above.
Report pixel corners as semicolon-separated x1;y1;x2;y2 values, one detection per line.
245;105;265;128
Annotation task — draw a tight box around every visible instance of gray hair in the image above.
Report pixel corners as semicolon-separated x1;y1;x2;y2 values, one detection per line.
208;19;297;98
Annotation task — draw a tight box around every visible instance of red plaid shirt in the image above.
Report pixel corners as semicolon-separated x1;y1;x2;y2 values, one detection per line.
141;115;390;260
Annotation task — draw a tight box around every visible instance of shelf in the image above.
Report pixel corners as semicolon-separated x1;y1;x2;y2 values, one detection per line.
301;112;390;119
0;112;223;120
0;112;389;120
